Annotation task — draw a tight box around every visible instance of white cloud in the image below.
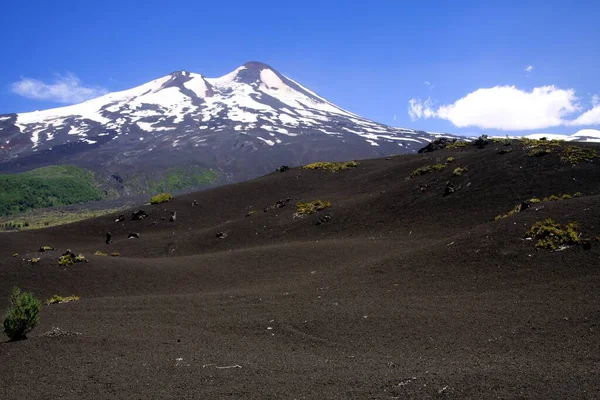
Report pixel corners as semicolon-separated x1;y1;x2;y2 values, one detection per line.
592;94;599;106
11;73;107;104
525;65;534;73
406;85;600;130
424;81;434;90
408;97;437;120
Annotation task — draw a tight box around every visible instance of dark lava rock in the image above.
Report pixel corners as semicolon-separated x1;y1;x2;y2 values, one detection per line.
131;210;148;221
276;165;290;172
127;232;140;239
315;214;332;226
106;232;112;244
418;137;457;153
473;134;489;149
216;232;228;239
115;214;125;223
170;211;177;222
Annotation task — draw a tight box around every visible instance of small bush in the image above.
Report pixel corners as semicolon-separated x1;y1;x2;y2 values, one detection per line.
3;287;41;340
524;219;580;250
74;254;87;263
39;246;54;252
29;257;41;264
12;253;18;257
110;252;120;257
296;200;332;215
58;255;73;267
150;192;173;204
573;192;583;197
410;163;446;178
45;295;80;305
303;161;359;172
446;157;455;163
94;251;107;256
528;148;552;157
560;146;598;165
561;194;572;200
453;167;468;176
446;141;468;149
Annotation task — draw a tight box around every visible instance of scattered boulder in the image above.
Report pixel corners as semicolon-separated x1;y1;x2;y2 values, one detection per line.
473;134;489;149
419;184;430;193
127;232;140;239
276;165;290;172
264;198;292;212
106;232;112;245
131;210;148;221
151;221;158;226
192;200;199;206
216;232;228;239
115;214;125;223
582;240;592;250
418;137;457;153
444;182;455;196
170;211;177;222
315;214;332;225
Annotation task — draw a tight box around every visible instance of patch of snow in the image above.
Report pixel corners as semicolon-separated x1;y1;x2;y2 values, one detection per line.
184;73;210;98
279;114;298;125
80;138;97;144
257;137;275;146
366;139;379;146
260;69;285;90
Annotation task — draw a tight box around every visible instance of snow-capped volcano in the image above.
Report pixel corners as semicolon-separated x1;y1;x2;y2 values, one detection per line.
0;61;450;192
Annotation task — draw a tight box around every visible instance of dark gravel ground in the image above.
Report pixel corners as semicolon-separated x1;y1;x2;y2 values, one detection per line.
1;141;599;399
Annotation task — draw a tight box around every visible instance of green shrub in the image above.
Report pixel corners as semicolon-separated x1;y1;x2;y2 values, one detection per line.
150;192;173;204
39;246;54;252
45;295;80;305
446;157;455;163
3;287;41;340
573;192;583;197
110;252;120;257
94;251;107;256
453;167;468;176
561;194;572;200
560;146;598;165
12;253;18;257
29;257;41;264
446;141;468;149
303;161;359;172
58;255;73;267
410;163;446;178
524;219;580;250
528;148;552;157
296;200;332;215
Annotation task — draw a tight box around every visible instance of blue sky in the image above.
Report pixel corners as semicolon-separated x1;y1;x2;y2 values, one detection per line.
2;0;599;135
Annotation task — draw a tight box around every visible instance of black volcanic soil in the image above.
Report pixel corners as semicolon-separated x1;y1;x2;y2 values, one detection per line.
1;142;600;399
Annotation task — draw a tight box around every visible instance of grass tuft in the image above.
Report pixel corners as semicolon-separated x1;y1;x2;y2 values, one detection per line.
303;161;359;172
524;219;580;250
295;200;332;215
150;193;173;204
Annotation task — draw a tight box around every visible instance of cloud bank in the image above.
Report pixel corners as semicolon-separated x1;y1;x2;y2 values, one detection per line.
11;73;107;104
408;85;600;130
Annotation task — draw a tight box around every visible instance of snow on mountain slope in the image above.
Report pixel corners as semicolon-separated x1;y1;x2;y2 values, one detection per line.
2;62;440;154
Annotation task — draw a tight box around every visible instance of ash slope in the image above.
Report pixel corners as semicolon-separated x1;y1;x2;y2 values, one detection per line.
0;62;446;183
1;142;600;399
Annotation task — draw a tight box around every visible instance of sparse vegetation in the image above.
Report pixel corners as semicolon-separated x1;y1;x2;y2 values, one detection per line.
58;252;87;266
446;141;468;149
29;257;41;264
39;246;54;252
453;167;468;176
410;163;446;178
12;253;18;257
0;206;125;232
45;295;80;305
296;200;332;215
150;192;173;204
446;157;455;163
303;161;359;172
528;148;552;157
525;219;580;250
560;146;598;165
3;287;41;341
94;251;108;256
495;193;581;220
110;252;120;257
0;165;103;216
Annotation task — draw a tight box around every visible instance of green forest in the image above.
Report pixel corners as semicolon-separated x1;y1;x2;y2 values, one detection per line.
0;165;104;216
